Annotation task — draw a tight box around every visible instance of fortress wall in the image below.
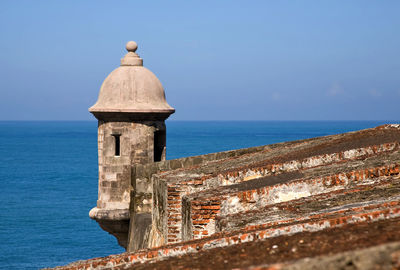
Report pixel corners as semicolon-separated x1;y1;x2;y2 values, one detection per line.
183;164;400;240
215;175;400;233
53;216;400;269
51;125;400;269
154;143;400;245
134;125;400;223
131;125;400;250
132;144;268;214
213;142;399;186
128;144;269;251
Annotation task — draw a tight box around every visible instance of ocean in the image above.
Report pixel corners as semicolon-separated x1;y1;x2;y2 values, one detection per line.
0;120;395;269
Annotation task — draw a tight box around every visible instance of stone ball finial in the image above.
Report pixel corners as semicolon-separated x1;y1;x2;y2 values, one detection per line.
126;41;138;52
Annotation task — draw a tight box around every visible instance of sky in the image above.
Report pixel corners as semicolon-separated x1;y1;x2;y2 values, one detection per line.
0;1;399;121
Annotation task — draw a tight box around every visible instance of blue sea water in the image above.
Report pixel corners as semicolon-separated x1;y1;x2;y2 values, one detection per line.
0;120;396;269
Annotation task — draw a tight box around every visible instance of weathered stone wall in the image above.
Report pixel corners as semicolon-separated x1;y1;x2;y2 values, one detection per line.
128;144;269;251
132;144;269;213
183;162;400;239
91;120;165;215
90;120;166;248
95;120;165;211
150;126;400;245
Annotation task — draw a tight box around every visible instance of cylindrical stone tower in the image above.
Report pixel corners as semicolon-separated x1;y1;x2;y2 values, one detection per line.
88;41;175;248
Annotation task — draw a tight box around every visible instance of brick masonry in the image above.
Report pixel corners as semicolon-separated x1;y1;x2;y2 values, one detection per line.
183;164;400;240
155;144;400;245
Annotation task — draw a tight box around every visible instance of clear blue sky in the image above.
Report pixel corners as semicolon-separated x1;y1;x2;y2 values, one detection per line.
0;1;399;121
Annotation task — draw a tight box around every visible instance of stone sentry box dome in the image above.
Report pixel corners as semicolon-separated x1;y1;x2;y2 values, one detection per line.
89;41;175;119
89;41;174;249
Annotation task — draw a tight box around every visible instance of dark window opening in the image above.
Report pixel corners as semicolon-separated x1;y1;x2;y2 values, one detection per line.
154;130;166;162
112;134;121;156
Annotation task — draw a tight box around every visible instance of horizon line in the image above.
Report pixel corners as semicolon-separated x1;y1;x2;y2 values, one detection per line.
0;119;399;122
